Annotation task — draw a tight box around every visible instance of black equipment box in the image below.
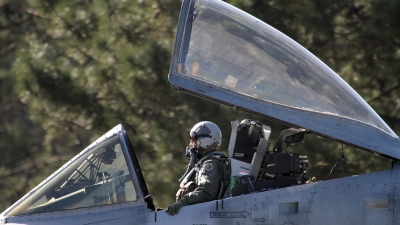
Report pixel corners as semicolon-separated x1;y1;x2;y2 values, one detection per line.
264;153;305;175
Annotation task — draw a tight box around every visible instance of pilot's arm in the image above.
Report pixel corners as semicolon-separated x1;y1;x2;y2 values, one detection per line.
166;158;222;215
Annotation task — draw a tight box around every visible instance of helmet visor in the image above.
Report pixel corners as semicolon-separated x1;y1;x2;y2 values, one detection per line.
190;132;212;140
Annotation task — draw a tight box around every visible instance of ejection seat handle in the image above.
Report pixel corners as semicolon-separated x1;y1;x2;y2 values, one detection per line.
245;176;255;193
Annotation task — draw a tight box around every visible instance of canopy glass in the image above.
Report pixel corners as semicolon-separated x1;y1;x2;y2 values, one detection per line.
176;0;395;137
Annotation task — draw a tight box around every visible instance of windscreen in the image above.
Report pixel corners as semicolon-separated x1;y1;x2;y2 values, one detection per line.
177;0;395;136
7;135;137;216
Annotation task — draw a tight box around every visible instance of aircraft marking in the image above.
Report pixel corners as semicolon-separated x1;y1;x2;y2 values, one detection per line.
210;211;249;218
254;218;265;222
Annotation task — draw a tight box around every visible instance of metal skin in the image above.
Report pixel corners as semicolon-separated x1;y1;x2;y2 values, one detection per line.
2;0;400;224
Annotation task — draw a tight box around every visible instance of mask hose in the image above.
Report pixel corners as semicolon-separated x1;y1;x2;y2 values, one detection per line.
179;147;197;183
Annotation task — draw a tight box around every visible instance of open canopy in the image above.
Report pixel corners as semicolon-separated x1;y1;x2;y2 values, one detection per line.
168;0;400;159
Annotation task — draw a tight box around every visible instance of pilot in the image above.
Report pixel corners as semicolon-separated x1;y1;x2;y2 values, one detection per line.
166;121;229;216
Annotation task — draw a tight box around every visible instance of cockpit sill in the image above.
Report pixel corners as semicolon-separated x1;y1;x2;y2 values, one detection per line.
1;201;143;224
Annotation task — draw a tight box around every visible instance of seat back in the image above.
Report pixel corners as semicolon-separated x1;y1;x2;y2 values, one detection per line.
228;120;271;179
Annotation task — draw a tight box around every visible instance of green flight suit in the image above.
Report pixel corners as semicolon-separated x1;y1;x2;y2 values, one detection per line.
177;150;227;205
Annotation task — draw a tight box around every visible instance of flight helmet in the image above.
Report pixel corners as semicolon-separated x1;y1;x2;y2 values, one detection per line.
190;121;222;151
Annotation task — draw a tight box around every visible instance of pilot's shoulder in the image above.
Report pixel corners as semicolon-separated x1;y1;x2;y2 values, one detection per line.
201;157;225;172
201;159;218;172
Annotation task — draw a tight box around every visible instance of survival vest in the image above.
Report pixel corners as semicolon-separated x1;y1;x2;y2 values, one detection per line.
176;151;230;201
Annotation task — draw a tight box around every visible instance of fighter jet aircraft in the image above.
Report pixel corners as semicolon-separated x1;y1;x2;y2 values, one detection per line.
1;0;399;224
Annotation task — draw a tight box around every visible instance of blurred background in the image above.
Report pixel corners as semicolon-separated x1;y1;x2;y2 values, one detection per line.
1;0;399;210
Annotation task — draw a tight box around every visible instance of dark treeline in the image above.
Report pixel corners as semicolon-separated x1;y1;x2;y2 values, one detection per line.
1;0;399;210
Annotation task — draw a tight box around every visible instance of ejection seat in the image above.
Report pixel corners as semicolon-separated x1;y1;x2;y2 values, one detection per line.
227;120;309;197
